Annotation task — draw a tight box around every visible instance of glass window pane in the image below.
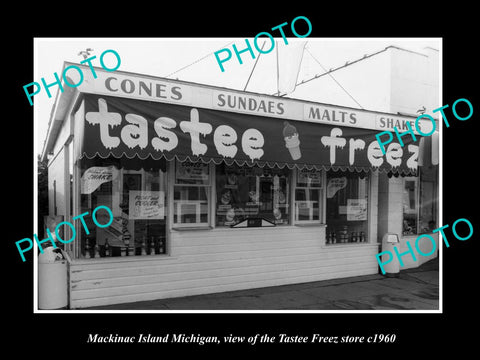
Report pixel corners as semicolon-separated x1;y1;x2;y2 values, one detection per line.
325;171;368;243
78;162;167;259
403;177;418;235
125;170;167;255
216;164;290;226
419;180;437;233
174;185;209;224
295;168;323;223
295;188;320;221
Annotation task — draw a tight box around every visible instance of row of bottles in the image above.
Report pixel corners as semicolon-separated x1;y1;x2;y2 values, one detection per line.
84;236;165;258
326;229;366;244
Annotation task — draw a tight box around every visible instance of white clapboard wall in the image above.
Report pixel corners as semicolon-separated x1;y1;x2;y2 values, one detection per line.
69;226;380;308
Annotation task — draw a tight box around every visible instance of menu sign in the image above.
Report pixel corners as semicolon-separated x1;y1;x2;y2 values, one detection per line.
176;161;209;182
297;169;322;186
129;191;164;220
347;199;367;221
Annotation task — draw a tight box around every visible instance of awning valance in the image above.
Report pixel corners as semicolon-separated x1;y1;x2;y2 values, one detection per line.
81;94;418;175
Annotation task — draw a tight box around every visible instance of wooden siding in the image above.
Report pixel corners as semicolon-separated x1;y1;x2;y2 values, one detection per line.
69;226;380;308
47;149;65;216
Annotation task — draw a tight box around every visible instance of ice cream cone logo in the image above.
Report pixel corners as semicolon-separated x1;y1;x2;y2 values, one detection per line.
283;121;302;160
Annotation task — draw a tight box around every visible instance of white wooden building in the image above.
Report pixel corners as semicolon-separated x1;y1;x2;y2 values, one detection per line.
41;51;439;309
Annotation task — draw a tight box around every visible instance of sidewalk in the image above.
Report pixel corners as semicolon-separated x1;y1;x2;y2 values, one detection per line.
86;258;439;311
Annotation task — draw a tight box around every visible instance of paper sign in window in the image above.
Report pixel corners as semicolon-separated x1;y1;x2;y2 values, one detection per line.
327;177;347;198
347;199;367;221
81;166;118;194
129;190;164;220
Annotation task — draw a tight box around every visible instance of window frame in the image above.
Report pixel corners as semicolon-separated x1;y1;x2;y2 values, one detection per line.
213;163;292;228
324;170;370;244
172;160;212;228
293;168;325;225
75;163;170;260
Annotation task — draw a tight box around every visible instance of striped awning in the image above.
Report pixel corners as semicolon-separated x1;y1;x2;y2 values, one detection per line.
80;94;419;175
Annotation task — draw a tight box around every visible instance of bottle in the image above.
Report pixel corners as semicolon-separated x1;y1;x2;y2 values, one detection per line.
332;231;337;244
84;240;90;259
150;236;155;255
124;237;130;256
141;236;147;256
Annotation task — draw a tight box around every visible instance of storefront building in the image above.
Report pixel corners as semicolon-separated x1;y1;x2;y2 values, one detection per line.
41;60;439;308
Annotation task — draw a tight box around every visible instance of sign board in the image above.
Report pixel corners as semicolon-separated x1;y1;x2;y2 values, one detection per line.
81;166;118;194
83;95;419;175
297;168;322;186
347;199;367;221
73;64;434;133
128;191;165;220
175;162;209;182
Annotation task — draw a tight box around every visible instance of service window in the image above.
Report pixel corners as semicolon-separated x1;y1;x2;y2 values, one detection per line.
325;171;368;243
294;168;323;223
174;160;210;227
215;164;290;226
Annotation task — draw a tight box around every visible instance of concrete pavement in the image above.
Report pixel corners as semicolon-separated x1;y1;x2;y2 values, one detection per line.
86;258;439;311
